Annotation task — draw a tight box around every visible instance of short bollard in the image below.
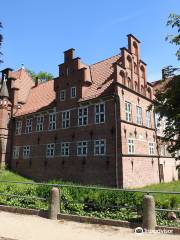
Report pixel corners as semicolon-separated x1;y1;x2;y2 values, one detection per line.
143;194;156;230
48;187;60;220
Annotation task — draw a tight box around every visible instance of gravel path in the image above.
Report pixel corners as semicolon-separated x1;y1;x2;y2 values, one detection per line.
0;211;179;240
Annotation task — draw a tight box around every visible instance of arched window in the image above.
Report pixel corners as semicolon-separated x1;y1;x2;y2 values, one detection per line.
147;87;152;99
140;66;145;79
127;55;132;69
134;62;138;74
133;41;138;56
127;77;131;88
120;71;125;85
134;81;138;92
141;85;144;95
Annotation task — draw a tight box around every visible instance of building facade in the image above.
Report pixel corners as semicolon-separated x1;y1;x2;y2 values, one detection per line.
0;34;179;188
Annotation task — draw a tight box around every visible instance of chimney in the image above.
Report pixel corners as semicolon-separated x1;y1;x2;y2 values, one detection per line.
64;48;75;62
1;68;13;81
162;68;169;80
35;77;40;87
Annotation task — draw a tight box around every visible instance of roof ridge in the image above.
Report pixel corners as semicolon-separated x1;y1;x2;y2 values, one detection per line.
31;79;54;90
90;53;120;67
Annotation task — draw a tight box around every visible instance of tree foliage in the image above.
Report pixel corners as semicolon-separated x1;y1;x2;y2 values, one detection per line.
153;13;180;159
0;22;3;63
27;69;54;82
166;13;180;60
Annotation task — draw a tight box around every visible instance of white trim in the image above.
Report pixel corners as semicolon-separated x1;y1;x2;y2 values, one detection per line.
94;102;105;124
60;89;66;101
71;86;77;98
77;141;88;156
46;143;55;158
62;110;70;129
23;145;31;159
94;139;106;156
78;106;88;126
128;138;135;154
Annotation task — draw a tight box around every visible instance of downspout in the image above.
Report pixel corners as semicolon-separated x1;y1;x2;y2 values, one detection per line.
153;111;161;183
114;94;119;188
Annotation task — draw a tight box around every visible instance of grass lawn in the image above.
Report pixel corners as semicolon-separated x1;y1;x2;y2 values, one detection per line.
0;170;32;182
140;180;180;192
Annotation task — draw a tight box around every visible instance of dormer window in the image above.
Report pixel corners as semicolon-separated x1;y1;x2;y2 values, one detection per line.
71;87;76;98
60;90;65;101
66;67;70;76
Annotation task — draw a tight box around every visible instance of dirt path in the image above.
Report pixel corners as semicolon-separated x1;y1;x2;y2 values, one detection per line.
0;211;179;240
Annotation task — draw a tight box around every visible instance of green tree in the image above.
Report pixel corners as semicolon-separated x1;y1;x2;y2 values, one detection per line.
153;13;180;160
27;69;53;82
0;22;3;63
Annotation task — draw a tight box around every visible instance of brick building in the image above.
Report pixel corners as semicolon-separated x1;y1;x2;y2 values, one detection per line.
0;34;179;188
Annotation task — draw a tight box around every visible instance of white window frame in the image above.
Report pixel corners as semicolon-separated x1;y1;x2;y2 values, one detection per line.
62;111;70;129
149;142;155;155
71;87;76;98
78;107;88;126
15;121;22;135
94;139;106;155
95;102;105;124
77;141;88;156
46;143;55;158
155;113;160;129
13;146;19;159
23;145;31;159
60;90;66;101
128;138;134;154
36;115;44;132
125;101;132;122
25;118;32;133
49;112;56;130
61;142;70;157
136;106;142;125
146;110;151;128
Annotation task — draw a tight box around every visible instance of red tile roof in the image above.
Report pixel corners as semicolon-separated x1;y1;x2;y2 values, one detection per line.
13;54;121;116
15;80;55;116
81;54;120;101
10;68;35;103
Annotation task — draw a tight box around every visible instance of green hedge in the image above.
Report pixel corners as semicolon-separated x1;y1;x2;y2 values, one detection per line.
0;180;179;227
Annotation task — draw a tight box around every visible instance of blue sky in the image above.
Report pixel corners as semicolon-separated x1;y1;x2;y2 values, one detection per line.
0;0;180;82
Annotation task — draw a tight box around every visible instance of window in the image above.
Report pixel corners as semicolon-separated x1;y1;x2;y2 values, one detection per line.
155;113;160;129
49;112;56;130
23;146;31;159
125;101;132;122
136;106;142;125
134;62;138;74
95;103;105;124
36;115;44;132
46;143;55;158
141;85;144;94
61;142;70;156
77;141;87;156
71;87;76;98
140;66;145;79
128;139;134;154
127;77;131;88
78;107;88;126
62;111;70;128
161;145;165;156
94;139;106;155
146;110;151;128
25;118;32;133
134;82;138;92
127;56;132;69
13;146;19;159
149;142;155;155
60;90;65;101
15;121;22;135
